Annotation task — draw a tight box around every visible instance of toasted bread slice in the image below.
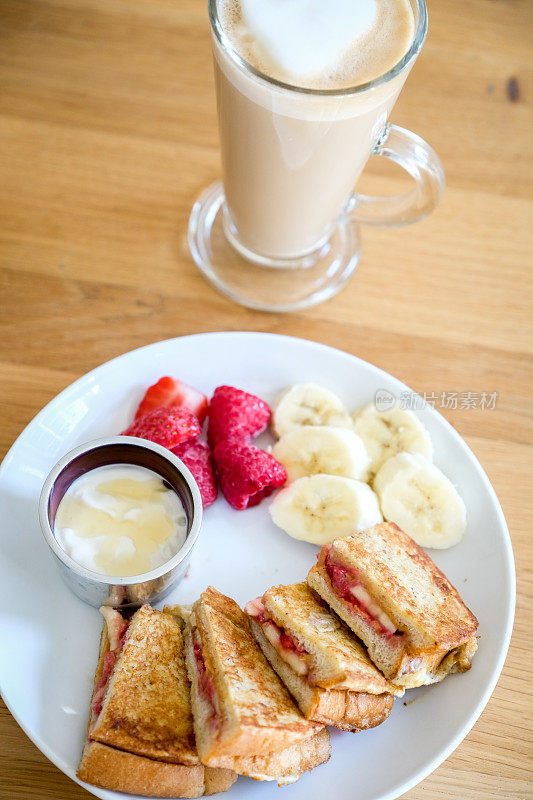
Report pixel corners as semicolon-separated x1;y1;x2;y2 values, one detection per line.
207;727;331;786
77;741;236;798
308;523;478;685
184;587;323;761
321;523;478;648
249;618;394;731
79;605;236;796
90;605;199;764
308;563;406;680
393;635;478;688
257;582;402;695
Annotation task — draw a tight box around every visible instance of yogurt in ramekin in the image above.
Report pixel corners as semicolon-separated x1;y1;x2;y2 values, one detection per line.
39;437;203;608
54;464;189;577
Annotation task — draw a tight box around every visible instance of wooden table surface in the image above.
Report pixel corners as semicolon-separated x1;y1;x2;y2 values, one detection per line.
1;0;532;797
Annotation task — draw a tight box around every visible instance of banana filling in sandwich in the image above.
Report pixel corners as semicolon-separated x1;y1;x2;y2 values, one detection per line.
184;587;330;786
308;522;479;689
78;604;237;798
246;583;402;731
323;552;400;638
245;596;310;676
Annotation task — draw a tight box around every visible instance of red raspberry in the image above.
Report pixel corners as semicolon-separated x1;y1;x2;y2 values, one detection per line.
213;440;287;511
122;406;201;449
208;386;270;447
172;441;217;509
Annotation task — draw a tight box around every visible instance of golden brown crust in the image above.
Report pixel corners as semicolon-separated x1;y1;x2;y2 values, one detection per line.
203;766;238;795
77;741;236;797
315;524;478;649
91;605;199;765
394;635;479;688
206;728;331;785
311;689;393;730
190;587;322;759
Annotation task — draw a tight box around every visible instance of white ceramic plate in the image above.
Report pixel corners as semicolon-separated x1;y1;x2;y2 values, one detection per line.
0;332;515;800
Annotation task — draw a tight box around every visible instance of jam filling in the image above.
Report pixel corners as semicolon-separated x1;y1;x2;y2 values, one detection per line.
324;548;400;639
192;629;220;728
90;615;129;728
245;597;309;675
277;625;308;656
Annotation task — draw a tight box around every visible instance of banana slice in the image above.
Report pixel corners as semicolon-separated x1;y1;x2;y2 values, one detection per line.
269;474;382;546
272;383;352;438
272;425;370;482
353;403;433;481
374;452;466;549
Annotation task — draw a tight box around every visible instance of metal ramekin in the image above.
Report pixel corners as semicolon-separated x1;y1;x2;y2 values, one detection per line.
39;436;203;608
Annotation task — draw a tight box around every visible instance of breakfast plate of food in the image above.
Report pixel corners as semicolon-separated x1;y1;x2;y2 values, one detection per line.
0;332;515;800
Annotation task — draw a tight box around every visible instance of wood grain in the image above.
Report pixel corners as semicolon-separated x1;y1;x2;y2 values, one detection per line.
0;0;532;798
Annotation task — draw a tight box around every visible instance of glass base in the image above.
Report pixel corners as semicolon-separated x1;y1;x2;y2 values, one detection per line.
188;181;361;312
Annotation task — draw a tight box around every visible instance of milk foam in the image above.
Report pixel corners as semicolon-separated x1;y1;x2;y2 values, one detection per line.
218;0;415;89
240;0;376;79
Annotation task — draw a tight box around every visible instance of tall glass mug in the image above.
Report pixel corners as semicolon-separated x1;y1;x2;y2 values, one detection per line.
188;0;444;312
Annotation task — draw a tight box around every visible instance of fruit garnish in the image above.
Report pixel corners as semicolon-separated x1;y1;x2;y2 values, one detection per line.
135;377;208;425
272;383;352;438
172;440;218;509
208;385;270;447
122;406;201;449
213;439;286;511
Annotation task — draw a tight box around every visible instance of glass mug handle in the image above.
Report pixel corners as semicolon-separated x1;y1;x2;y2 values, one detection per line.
347;123;445;226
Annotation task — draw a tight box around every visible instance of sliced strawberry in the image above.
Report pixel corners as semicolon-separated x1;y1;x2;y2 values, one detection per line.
122;406;201;449
135;377;208;425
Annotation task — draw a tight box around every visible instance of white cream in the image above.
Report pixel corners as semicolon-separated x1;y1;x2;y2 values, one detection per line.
54;464;188;576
